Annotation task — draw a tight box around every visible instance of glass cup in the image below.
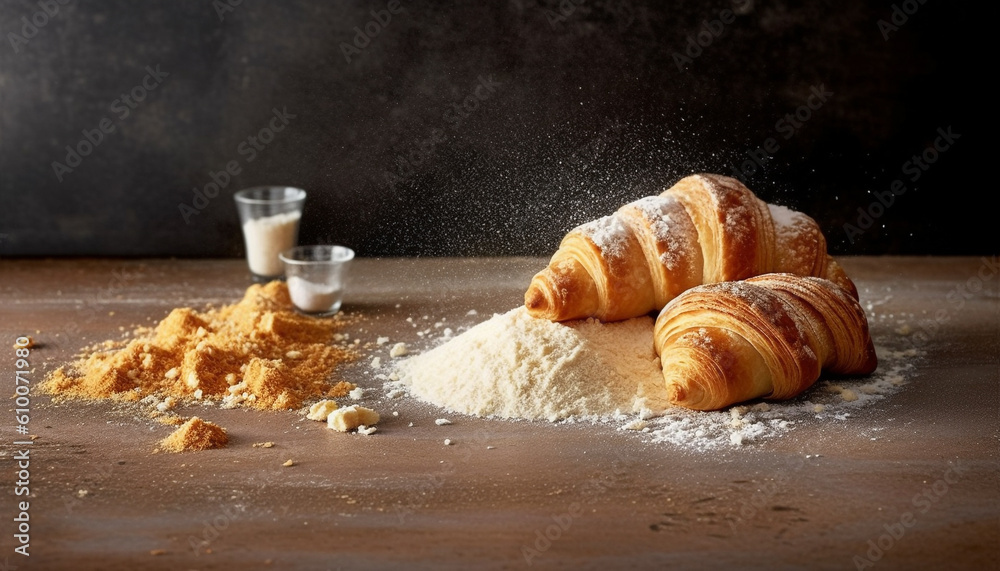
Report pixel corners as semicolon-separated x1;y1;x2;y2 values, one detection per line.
279;245;355;315
234;187;307;281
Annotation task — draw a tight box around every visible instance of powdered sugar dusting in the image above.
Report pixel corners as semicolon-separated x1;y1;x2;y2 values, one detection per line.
712;177;756;244
578;215;629;259
769;204;806;237
630;196;676;243
769;203;821;273
630;195;694;271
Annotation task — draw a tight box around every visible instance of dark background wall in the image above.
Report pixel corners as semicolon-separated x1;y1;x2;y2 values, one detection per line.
0;0;991;258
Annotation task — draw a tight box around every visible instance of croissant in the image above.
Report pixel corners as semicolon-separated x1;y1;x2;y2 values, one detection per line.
524;173;856;322
652;273;877;411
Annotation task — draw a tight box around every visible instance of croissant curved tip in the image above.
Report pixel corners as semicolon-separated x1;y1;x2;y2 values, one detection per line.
661;345;730;411
664;369;713;411
665;382;686;405
524;285;552;317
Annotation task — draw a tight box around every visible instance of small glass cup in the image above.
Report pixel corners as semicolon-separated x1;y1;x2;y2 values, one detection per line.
279;245;355;315
234;187;307;281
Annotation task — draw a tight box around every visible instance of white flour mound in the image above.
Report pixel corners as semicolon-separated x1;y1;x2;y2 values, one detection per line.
388;295;917;451
394;307;669;421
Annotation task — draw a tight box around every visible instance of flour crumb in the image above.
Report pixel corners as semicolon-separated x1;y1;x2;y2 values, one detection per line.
389;343;408;358
328;405;380;432
435;418;452;426
307;400;338;421
622;419;648;431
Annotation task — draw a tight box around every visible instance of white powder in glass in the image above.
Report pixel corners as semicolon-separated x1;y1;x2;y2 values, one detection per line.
242;211;301;276
395;307;669;422
287;276;340;313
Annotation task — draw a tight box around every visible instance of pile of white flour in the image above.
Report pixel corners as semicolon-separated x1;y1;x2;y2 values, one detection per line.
390;304;916;450
394;307;669;422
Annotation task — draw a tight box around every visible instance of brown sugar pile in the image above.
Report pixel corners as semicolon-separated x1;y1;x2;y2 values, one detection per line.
159;417;228;452
43;281;357;411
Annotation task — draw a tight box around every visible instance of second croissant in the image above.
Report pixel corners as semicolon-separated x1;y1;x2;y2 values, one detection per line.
653;273;878;411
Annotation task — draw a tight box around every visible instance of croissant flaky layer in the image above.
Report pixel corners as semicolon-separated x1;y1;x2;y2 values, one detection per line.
653;274;877;411
524;173;856;322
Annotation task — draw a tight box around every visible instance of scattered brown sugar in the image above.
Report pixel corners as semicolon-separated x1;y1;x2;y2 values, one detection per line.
42;281;358;411
156;415;186;426
326;381;356;398
159;417;228;452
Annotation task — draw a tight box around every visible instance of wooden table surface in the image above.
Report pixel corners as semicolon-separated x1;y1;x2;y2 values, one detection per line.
1;256;997;570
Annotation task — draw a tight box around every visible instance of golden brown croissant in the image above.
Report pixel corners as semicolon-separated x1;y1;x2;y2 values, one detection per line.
524;173;856;322
653;273;877;411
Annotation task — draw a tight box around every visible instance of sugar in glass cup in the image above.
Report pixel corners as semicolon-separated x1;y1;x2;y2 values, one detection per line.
234;187;307;281
279;245;355;315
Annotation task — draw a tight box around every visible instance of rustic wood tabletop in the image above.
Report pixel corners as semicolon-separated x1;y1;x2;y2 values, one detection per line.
1;256;997;570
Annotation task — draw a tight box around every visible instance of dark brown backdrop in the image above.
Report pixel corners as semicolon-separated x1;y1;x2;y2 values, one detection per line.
0;0;990;257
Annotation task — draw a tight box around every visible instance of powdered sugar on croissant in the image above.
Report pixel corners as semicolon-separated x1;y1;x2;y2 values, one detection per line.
524;173;856;322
